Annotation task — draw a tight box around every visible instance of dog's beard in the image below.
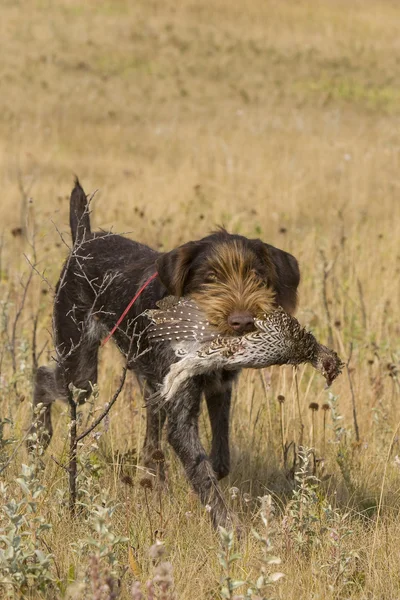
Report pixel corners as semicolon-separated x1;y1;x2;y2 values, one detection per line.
191;280;276;336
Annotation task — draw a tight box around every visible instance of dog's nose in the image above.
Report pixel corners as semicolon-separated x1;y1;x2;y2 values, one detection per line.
227;311;254;334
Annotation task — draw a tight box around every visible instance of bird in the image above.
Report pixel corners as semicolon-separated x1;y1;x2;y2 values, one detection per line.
146;296;343;404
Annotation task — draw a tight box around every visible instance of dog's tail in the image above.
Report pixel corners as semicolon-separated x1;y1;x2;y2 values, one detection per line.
70;177;91;245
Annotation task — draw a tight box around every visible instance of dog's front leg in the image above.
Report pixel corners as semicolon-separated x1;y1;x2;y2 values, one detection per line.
204;370;238;480
205;385;232;481
166;379;232;529
135;376;167;478
143;403;167;478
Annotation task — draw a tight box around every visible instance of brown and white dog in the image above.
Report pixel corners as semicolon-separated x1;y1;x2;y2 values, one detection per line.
32;179;300;527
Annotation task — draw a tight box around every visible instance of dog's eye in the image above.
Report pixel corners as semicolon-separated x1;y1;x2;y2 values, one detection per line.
205;273;218;283
256;271;268;284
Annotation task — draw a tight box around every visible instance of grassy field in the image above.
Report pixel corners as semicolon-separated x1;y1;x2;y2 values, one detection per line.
1;0;400;598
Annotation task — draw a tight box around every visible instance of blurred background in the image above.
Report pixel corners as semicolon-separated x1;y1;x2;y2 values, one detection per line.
2;0;400;332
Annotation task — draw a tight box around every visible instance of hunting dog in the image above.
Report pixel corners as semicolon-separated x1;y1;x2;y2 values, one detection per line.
32;179;300;527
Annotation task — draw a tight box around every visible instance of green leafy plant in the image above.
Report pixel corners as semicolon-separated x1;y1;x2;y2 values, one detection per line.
218;495;284;600
0;463;55;598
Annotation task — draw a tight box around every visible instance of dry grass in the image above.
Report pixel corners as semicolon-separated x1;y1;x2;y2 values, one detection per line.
1;0;400;598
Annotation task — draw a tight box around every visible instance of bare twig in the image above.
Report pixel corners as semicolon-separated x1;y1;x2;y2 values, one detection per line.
258;370;272;436
9;265;35;388
32;312;40;375
68;364;130;515
23;254;54;292
278;397;285;466
68;329;137;515
294;368;304;434
16;162;36;238
77;362;130;443
50;455;69;472
319;249;334;348
68;389;78;515
0;431;31;475
346;343;360;443
357;278;367;331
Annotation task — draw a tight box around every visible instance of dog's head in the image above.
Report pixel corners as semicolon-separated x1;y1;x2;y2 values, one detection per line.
156;229;300;335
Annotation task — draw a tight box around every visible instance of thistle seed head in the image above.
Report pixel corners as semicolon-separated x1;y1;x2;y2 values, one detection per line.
139;477;153;490
151;449;165;464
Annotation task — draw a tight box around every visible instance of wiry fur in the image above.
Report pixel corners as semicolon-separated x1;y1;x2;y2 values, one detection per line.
30;180;300;529
191;240;277;335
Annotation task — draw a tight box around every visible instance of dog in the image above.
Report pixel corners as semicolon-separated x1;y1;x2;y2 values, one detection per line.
32;179;300;528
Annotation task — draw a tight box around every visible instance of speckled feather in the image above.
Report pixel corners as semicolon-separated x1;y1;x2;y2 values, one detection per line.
147;296;218;343
146;296;343;403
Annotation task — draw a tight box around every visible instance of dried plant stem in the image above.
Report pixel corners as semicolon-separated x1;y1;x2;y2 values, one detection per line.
77;363;129;443
144;488;154;540
157;487;164;533
68;364;129;515
16;162;35;237
10;266;34;386
319;249;334;348
346;343;360;443
31;310;47;377
157;465;164;531
311;410;316;449
259;369;272;436
298;422;304;449
294;369;304;444
357;278;367;331
68;391;78;516
279;400;285;465
67;335;134;515
0;431;31;475
31;312;39;375
370;418;400;574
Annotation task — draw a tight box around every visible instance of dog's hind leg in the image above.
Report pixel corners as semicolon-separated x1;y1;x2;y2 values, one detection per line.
29;331;100;450
53;284;101;398
55;332;99;404
29;365;60;450
29;307;101;450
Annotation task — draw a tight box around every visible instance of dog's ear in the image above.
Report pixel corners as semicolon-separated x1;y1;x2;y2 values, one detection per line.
156;242;201;296
262;244;300;314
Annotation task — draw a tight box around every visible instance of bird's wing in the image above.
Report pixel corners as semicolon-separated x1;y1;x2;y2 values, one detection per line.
146;296;218;343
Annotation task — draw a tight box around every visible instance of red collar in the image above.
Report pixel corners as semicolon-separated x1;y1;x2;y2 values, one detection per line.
102;272;158;346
